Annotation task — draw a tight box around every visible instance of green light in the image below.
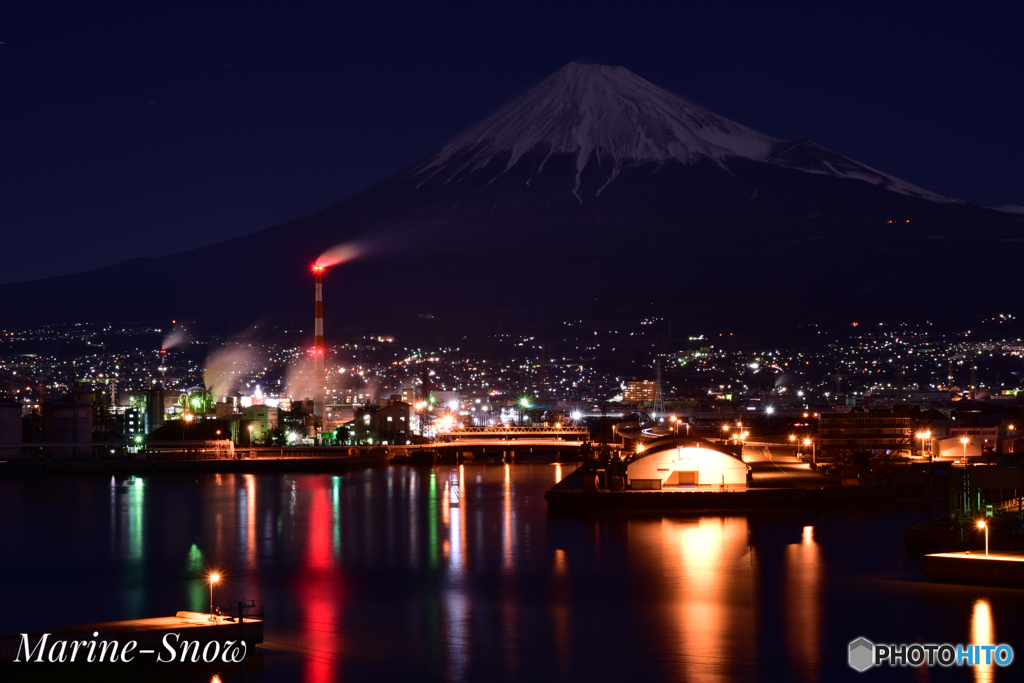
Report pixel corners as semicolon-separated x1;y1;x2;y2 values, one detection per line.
134;435;143;444
519;397;531;408
428;470;438;570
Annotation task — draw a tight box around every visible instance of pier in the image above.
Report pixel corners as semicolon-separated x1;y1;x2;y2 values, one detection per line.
0;611;262;663
925;552;1024;587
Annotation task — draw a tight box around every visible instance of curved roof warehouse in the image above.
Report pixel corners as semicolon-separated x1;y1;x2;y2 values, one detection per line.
627;438;748;491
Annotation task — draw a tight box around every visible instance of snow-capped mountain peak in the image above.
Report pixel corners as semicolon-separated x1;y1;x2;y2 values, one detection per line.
419;62;946;202
421;63;777;195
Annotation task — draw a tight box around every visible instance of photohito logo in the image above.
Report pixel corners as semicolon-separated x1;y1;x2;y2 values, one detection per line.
848;637;1014;672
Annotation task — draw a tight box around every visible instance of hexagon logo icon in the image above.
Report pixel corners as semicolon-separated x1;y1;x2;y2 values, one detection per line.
848;637;875;672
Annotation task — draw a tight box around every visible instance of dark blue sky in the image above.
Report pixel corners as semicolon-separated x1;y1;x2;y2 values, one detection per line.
2;2;1022;283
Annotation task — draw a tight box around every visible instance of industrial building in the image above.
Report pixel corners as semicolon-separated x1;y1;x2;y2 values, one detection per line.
818;412;912;457
41;397;93;458
352;397;413;444
0;400;21;455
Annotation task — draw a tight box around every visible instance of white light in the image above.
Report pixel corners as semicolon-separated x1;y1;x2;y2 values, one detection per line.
765;406;775;415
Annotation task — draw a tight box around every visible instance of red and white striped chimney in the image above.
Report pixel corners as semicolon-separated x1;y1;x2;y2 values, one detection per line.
313;265;326;424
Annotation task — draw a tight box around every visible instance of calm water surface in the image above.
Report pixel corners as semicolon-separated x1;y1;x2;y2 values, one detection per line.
1;463;1021;682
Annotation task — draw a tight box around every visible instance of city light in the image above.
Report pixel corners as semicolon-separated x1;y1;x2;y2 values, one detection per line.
208;572;220;623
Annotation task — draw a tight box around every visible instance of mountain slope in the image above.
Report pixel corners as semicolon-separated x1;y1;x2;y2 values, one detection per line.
1;63;1021;339
417;63;948;203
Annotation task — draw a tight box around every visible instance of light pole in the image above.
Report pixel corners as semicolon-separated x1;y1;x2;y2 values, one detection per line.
977;520;989;557
209;572;220;622
960;436;969;463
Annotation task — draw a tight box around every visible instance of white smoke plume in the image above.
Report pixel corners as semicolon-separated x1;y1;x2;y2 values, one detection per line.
203;331;261;402
161;327;188;351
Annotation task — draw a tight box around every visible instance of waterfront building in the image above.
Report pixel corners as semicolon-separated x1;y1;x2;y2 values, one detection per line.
353;398;412;444
818;411;912;457
627;439;747;490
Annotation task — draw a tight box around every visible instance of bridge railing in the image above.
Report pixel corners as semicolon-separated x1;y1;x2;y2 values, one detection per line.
437;426;590;443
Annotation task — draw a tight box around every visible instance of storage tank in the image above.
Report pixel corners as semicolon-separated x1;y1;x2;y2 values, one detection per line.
0;400;22;457
42;397;93;458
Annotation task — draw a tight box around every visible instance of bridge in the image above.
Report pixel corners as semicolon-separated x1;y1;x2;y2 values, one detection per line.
412;426;592;460
435;425;589;442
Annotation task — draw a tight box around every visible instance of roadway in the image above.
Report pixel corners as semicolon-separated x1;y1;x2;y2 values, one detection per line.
742;444;838;489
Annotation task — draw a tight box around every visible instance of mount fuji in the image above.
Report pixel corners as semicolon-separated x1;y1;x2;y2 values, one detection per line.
3;63;1022;338
418;63;945;203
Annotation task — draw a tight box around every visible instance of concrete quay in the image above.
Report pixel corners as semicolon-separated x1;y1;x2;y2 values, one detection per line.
925;551;1024;587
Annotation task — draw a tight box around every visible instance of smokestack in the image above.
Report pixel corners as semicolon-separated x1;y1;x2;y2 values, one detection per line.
313;265;326;427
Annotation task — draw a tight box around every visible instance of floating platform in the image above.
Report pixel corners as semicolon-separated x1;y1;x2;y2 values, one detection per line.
925;552;1024;587
0;611;262;663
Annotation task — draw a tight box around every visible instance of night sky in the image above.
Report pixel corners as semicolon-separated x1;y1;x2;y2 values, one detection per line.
3;2;1022;284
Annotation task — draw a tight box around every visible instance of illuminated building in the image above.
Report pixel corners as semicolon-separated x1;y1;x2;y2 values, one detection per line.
624;380;657;404
818;412;911;457
240;405;279;442
627;440;748;490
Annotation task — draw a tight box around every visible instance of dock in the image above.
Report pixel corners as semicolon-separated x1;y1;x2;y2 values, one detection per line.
0;611;262;663
924;552;1024;587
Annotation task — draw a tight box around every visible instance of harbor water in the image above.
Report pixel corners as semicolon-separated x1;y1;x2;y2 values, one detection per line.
1;463;1021;682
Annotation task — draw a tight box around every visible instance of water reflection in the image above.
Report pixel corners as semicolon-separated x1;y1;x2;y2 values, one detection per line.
302;476;340;683
503;463;514;572
9;465;1024;683
972;598;995;683
784;525;822;679
634;517;754;683
241;474;257;569
110;476;146;616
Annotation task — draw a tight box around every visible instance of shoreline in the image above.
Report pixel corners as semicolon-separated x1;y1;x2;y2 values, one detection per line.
0;452;391;476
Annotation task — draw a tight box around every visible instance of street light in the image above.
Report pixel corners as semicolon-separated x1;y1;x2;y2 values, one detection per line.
920;430;931;459
209;572;220;622
977;520;989;557
960;436;970;462
803;438;815;465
